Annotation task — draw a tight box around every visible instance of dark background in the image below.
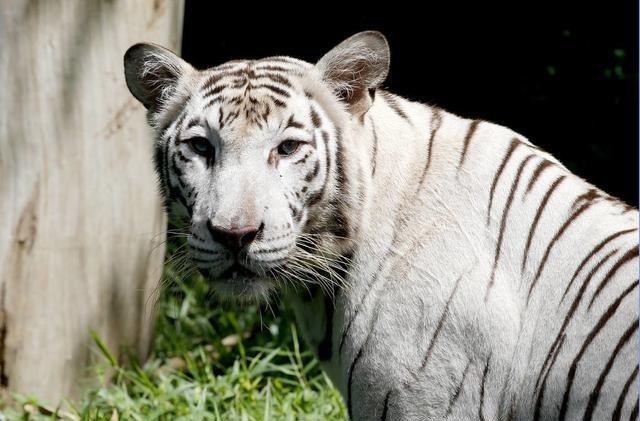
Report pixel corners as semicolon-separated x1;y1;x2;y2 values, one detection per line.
182;2;638;206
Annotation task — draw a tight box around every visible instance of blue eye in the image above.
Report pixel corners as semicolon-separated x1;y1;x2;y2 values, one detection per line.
186;137;212;156
277;140;301;156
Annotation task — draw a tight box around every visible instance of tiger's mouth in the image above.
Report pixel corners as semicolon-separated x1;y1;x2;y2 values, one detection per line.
218;261;258;281
204;261;275;301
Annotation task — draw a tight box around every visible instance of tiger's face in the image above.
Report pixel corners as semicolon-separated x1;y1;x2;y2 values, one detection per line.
124;32;389;301
161;62;338;301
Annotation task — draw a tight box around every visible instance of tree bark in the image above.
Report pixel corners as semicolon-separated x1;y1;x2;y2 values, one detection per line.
0;0;183;404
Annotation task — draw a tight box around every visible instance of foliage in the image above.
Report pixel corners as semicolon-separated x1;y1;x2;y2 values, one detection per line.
1;260;346;420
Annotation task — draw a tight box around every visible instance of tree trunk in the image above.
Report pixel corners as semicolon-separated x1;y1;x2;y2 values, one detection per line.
0;0;183;404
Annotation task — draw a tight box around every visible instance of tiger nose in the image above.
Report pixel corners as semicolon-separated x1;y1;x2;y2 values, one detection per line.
207;221;261;253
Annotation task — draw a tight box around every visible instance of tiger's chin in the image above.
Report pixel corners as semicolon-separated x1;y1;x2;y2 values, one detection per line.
204;264;277;303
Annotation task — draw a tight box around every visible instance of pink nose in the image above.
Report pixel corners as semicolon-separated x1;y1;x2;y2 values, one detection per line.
206;221;261;253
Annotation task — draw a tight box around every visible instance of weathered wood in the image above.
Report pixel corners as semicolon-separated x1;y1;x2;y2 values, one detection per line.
0;0;183;404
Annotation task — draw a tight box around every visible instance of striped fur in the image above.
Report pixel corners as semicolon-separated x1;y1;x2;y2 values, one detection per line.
125;32;639;420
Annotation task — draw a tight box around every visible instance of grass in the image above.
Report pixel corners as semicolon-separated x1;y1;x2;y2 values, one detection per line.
1;244;346;420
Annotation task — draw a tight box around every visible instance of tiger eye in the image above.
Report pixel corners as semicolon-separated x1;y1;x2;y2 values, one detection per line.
186;137;212;156
277;140;301;156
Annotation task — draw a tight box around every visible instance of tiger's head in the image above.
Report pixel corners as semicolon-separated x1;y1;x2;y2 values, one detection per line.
124;32;389;301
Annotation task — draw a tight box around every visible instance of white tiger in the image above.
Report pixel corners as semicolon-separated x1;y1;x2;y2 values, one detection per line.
124;31;639;420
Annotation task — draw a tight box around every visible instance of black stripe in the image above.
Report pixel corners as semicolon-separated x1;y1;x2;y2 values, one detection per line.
173;167;187;189
317;291;335;361
289;202;301;221
534;334;566;421
293;152;311;165
322;130;332;184
174;112;188;132
225;110;240;126
158;120;173;139
527;200;595;304
306;133;330;207
253;245;289;256
175;150;189;163
421;274;463;370
347;348;364;420
380;390;391;421
521;175;566;273
189;244;218;255
612;365;639;420
344;300;385;421
416;108;443;193
330;128;349;239
224;95;243;105
230;76;248;89
162;131;175;204
487;138;522;225
185;117;200;129
202;84;225;99
249;83;291;97
630;400;639;421
371;120;379;177
558;280;639;420
524;159;554;196
152;143;167;204
446;360;472;416
380;90;411;123
486;153;535;299
204;96;223;109
584;320;639;420
561;228;637;303
201;72;224;91
265;94;286;108
339;250;387;354
253;72;293;88
285;115;304;130
588;246;639;310
534;249;618;393
169;154;183;179
572;188;600;210
479;355;491;421
190;232;207;243
217;108;225;129
535;329;567;392
458;119;481;169
310;105;322;128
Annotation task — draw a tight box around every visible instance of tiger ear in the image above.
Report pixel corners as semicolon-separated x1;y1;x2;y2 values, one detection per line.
316;31;390;117
124;43;192;110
